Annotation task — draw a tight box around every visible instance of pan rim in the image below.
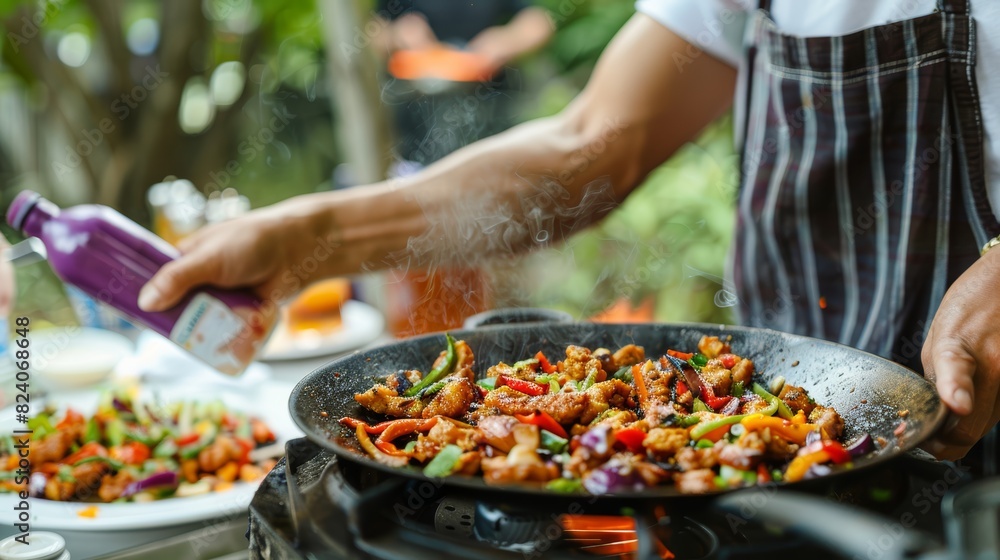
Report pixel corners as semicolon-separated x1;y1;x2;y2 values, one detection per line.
287;321;947;499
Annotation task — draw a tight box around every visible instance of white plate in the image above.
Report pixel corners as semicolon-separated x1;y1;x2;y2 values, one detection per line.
260;300;384;361
5;485;258;531
0;389;291;531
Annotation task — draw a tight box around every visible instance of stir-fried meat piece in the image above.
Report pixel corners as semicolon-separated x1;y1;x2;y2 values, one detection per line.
453;340;475;371
674;445;720;471
809;406;845;440
483;386;589;425
199;436;243;473
573;410;638;436
486;361;534;382
478;415;520;452
595;345;646;373
592;454;670;487
385;370;422;393
427;339;474;371
46;461;109;501
612;344;645;370
593;348;616;375
643;428;690;459
482;425;557;484
741;395;772;415
763;434;798;461
422;377;478;419
730;358;754;387
698;336;731;359
454;366;476;384
718;432;766;470
31;431;74;465
675;469;717;494
579;379;633;424
98;470;137;502
354;385;424;418
412;419;479;462
559;346;606;384
454;451;482;475
700;359;732;396
631;458;670;486
637;360;676;424
779;384;817;416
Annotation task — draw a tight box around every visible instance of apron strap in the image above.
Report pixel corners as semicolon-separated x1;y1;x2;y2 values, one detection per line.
937;0;970;14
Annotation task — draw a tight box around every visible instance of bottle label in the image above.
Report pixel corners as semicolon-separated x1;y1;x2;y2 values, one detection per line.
169;293;248;375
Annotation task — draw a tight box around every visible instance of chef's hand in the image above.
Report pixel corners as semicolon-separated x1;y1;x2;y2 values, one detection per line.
0;235;14;317
922;247;1000;460
137;200;328;313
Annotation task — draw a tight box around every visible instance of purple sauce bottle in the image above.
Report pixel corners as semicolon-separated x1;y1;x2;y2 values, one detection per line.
6;191;274;375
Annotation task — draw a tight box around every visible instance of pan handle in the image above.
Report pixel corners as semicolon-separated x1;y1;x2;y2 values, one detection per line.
714;490;944;560
462;307;574;329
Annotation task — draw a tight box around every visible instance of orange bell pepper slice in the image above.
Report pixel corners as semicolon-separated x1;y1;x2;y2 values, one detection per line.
740;414;818;445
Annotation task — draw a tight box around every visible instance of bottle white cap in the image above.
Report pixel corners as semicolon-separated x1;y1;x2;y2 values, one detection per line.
0;532;69;560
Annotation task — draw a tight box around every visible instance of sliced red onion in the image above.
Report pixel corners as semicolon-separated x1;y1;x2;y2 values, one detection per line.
803;463;833;480
29;472;47;497
845;433;875;457
121;471;179;499
805;429;822;447
582;462;645;494
579;425;612;455
112;397;133;414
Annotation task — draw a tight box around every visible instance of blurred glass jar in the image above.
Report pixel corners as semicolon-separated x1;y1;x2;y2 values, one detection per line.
148;179;206;245
206;188;250;224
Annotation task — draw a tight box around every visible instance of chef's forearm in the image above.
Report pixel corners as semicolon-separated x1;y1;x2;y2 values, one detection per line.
290;14;737;277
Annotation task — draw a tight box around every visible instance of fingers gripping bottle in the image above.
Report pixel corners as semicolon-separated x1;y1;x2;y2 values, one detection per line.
5;191;275;375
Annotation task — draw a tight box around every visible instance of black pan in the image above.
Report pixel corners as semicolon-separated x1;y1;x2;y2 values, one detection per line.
288;322;946;500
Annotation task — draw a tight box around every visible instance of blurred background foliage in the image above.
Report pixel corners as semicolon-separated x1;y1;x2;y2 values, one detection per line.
0;0;736;326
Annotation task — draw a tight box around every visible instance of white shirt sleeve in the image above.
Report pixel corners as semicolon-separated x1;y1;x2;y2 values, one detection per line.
634;0;752;67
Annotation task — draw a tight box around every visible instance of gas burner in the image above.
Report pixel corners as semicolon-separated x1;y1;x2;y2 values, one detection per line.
249;438;991;560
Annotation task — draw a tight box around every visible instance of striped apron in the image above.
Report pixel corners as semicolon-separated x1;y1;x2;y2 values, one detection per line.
732;0;1000;371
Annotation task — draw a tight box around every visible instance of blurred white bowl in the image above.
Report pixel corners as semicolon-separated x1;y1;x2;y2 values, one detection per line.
31;327;133;388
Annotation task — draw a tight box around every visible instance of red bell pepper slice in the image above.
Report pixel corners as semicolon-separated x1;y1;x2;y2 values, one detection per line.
374;441;411;457
496;375;549;396
676;380;689;396
514;411;568;439
699;385;733;411
376;418;439;443
64;442;108;465
614;428;647;454
175;433;201;446
110;441;151;466
535;351;558;374
55;408;85;430
339;417;413;435
800;439;851;464
821;440;851;464
235;437;254;466
757;463;772;483
719;354;738;369
667;349;694;361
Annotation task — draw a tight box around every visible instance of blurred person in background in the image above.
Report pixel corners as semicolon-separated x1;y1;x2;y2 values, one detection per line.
372;0;553;165
140;0;1000;461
